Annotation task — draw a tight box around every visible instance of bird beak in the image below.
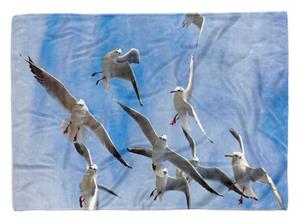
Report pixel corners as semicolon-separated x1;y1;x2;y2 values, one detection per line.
224;154;233;158
170;90;177;93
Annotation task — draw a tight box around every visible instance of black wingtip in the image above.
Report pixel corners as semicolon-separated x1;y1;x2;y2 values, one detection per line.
229;128;235;134
74;142;83;155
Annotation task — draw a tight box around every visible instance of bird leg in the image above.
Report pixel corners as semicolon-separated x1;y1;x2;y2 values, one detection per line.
149;188;157;198
96;76;106;85
73;127;80;142
91;71;102;77
79;195;85;208
63;121;72;134
170;113;179;125
238;187;245;205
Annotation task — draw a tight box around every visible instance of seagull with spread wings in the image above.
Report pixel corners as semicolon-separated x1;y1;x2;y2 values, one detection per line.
128;127;247;199
117;101;221;196
74;143;120;210
26;57;131;168
149;167;191;209
225;128;284;209
170;55;213;144
181;127;247;198
91;48;143;106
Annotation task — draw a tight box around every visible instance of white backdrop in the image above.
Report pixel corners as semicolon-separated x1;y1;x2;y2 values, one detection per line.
1;0;298;223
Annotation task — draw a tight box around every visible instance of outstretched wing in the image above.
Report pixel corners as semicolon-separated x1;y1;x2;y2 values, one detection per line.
26;57;77;112
164;147;221;196
183;56;195;101
247;167;284;209
166;176;190;209
185;102;213;143
127;147;153;158
116;48;140;64
181;127;196;159
74;143;93;167
117;102;158;145
229;128;244;154
111;62;143;106
195;165;247;197
84;113;132;168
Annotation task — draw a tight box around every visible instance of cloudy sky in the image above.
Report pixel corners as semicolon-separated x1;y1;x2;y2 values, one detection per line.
12;12;287;210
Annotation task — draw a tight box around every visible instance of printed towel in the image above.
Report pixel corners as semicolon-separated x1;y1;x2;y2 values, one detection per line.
11;12;288;210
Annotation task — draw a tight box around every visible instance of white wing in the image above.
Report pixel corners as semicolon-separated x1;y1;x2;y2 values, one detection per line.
183;55;195;101
247;167;284;209
185;102;213;143
117;102;158;145
84;113;131;168
229;128;244;154
110;61;143;106
116;48;140;64
26;57;77;112
166;176;191;209
74;143;93;167
164;147;221;196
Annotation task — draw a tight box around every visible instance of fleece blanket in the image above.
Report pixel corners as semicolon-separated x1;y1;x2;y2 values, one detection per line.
11;12;288;210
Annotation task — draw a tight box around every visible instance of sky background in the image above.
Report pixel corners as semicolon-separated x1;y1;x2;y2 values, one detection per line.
11;12;288;210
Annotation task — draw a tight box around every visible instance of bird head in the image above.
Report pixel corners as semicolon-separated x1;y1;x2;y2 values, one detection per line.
159;134;168;142
77;99;86;106
88;164;98;172
114;48;122;55
76;99;88;111
170;86;185;94
225;151;243;162
190;156;199;166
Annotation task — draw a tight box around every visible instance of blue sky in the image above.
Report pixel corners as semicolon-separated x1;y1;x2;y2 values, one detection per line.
12;12;288;210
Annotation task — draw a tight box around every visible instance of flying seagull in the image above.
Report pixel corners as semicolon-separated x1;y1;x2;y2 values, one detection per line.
181;127;247;198
117;101;221;196
26;57;131;168
182;13;205;48
74;143;120;210
128;146;247;199
91;48;143;106
149;167;191;209
225;128;284;209
170;55;213;143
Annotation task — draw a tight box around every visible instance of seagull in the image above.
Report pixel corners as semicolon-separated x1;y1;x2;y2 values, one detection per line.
26;57;131;168
149;167;191;209
91;48;143;106
74;143;120;210
182;13;205;48
225;128;284;209
181;127;248;198
170;55;213;143
128;146;247;199
117;101;221;196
